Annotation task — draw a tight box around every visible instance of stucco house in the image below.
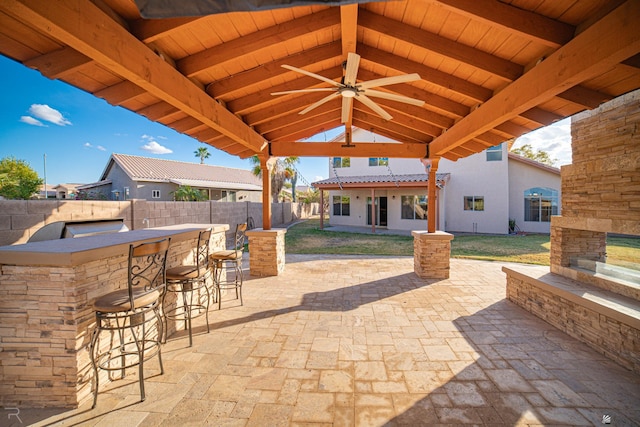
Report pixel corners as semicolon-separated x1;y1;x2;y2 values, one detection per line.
78;153;262;202
313;129;561;235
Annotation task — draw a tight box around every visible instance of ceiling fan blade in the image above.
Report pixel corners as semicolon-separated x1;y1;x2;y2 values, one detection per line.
281;64;342;87
341;96;353;123
299;92;340;115
343;52;360;86
271;88;336;96
356;94;393;121
358;73;422;89
364;89;425;106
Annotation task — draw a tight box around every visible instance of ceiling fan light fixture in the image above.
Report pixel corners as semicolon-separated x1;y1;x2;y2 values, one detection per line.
341;88;357;98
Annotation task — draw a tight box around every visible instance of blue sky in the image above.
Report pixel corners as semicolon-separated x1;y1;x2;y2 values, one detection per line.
0;54;571;188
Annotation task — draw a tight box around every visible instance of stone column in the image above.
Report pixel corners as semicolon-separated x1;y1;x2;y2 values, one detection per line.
412;230;454;279
246;228;287;276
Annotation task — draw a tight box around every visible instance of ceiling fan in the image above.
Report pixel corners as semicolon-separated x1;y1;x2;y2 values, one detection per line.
271;52;425;123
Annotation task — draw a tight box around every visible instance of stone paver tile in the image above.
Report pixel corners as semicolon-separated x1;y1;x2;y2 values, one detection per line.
530;379;591;407
443;381;487;406
537;407;590;425
355;407;395;427
319;369;354;392
246;403;292;427
404;370;447;394
277;378;301;405
250;341;283;358
371;380;408;393
354;361;388;381
366;332;394;346
94;410;149;427
275;350;308;369
306;351;338;369
393;337;424;353
424;344;458;361
485;369;534;392
311;337;341;352
333;406;355;427
204;375;250;400
159;398;214;426
292;392;334;423
447;360;487;380
246;367;287;391
435;407;484;424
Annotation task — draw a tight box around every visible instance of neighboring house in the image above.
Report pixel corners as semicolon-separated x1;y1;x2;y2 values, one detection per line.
53;183;83;199
313;129;561;235
37;184;56;199
78;153;262;202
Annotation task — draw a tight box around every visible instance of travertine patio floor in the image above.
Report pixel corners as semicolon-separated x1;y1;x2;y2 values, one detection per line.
15;255;640;426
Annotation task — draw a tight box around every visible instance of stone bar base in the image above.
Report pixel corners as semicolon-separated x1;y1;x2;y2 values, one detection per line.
246;228;286;277
412;231;454;279
0;224;226;408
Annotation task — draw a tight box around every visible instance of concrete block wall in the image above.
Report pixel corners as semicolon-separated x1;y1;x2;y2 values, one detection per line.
0;200;319;247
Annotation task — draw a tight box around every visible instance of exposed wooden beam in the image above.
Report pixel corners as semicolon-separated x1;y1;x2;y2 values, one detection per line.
169;116;205;133
0;0;267;154
131;17;200;43
357;44;492;102
430;1;640;157
353;107;441;139
351;119;429;145
557;86;613;109
178;8;340;77
255;100;342;134
353;110;432;143
520;107;564;126
340;4;358;58
95;81;146;106
432;0;575;48
266;110;340;141
270;141;428;158
137;101;179;121
271;119;343;143
359;9;523;81
207;43;342;99
24;46;91;79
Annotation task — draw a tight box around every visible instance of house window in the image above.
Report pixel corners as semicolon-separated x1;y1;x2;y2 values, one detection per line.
332;157;350;168
486;144;502;161
124;187;130;200
368;157;389;167
464;196;484;211
333;195;350;216
524;187;558;222
152;190;161;199
401;195;427;220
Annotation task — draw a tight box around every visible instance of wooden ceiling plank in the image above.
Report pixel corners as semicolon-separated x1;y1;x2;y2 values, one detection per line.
23;46;92;79
494;121;532;139
340;4;358;58
208;43;342;99
178;8;340;77
359;9;522;81
265;110;340;141
95;80;146;106
255;102;342;134
351;119;426;145
357;44;492;102
190;127;222;141
169;116;204;133
353;110;432;142
557;85;613;109
270;141;428;158
354;105;443;137
430;0;640;157
131;17;200;43
433;0;575;48
0;0;266;154
271;119;343;143
245;94;341;126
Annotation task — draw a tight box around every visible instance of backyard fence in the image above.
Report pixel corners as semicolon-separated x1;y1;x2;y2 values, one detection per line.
0;199;320;246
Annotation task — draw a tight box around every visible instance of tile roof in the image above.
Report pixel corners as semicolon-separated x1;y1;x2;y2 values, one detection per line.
104;153;262;189
313;173;450;187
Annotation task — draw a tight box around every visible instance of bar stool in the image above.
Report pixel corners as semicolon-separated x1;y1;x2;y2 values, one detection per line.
210;223;247;309
89;238;170;408
163;228;212;347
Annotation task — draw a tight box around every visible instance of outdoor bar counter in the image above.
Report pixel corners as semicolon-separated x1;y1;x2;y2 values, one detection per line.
0;223;228;408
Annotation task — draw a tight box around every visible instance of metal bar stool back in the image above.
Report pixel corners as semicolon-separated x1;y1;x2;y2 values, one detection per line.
164;228;212;347
89;238;170;408
210;223;247;309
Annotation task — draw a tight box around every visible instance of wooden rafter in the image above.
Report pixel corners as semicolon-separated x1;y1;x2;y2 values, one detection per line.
0;0;267;155
430;1;640;157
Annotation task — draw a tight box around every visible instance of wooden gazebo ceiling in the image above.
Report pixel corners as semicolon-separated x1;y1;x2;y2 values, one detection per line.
1;0;639;161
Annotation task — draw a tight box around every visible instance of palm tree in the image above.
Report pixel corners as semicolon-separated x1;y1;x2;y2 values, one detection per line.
283;156;300;202
194;146;211;164
250;155;294;203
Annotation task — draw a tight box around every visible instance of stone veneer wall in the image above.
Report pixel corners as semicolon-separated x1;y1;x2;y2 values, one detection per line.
412;231;454;279
246;229;287;277
0;200;319;246
0;231;225;408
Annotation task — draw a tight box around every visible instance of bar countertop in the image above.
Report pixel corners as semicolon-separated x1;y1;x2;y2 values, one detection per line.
0;223;229;267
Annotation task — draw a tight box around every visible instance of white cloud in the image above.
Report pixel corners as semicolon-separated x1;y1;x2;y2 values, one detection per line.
512;118;572;166
20;115;45;126
84;142;93;148
141;135;172;154
28;104;72;126
96;145;106;151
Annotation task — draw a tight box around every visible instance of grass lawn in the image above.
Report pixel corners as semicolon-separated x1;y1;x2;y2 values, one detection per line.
285;218;640;267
